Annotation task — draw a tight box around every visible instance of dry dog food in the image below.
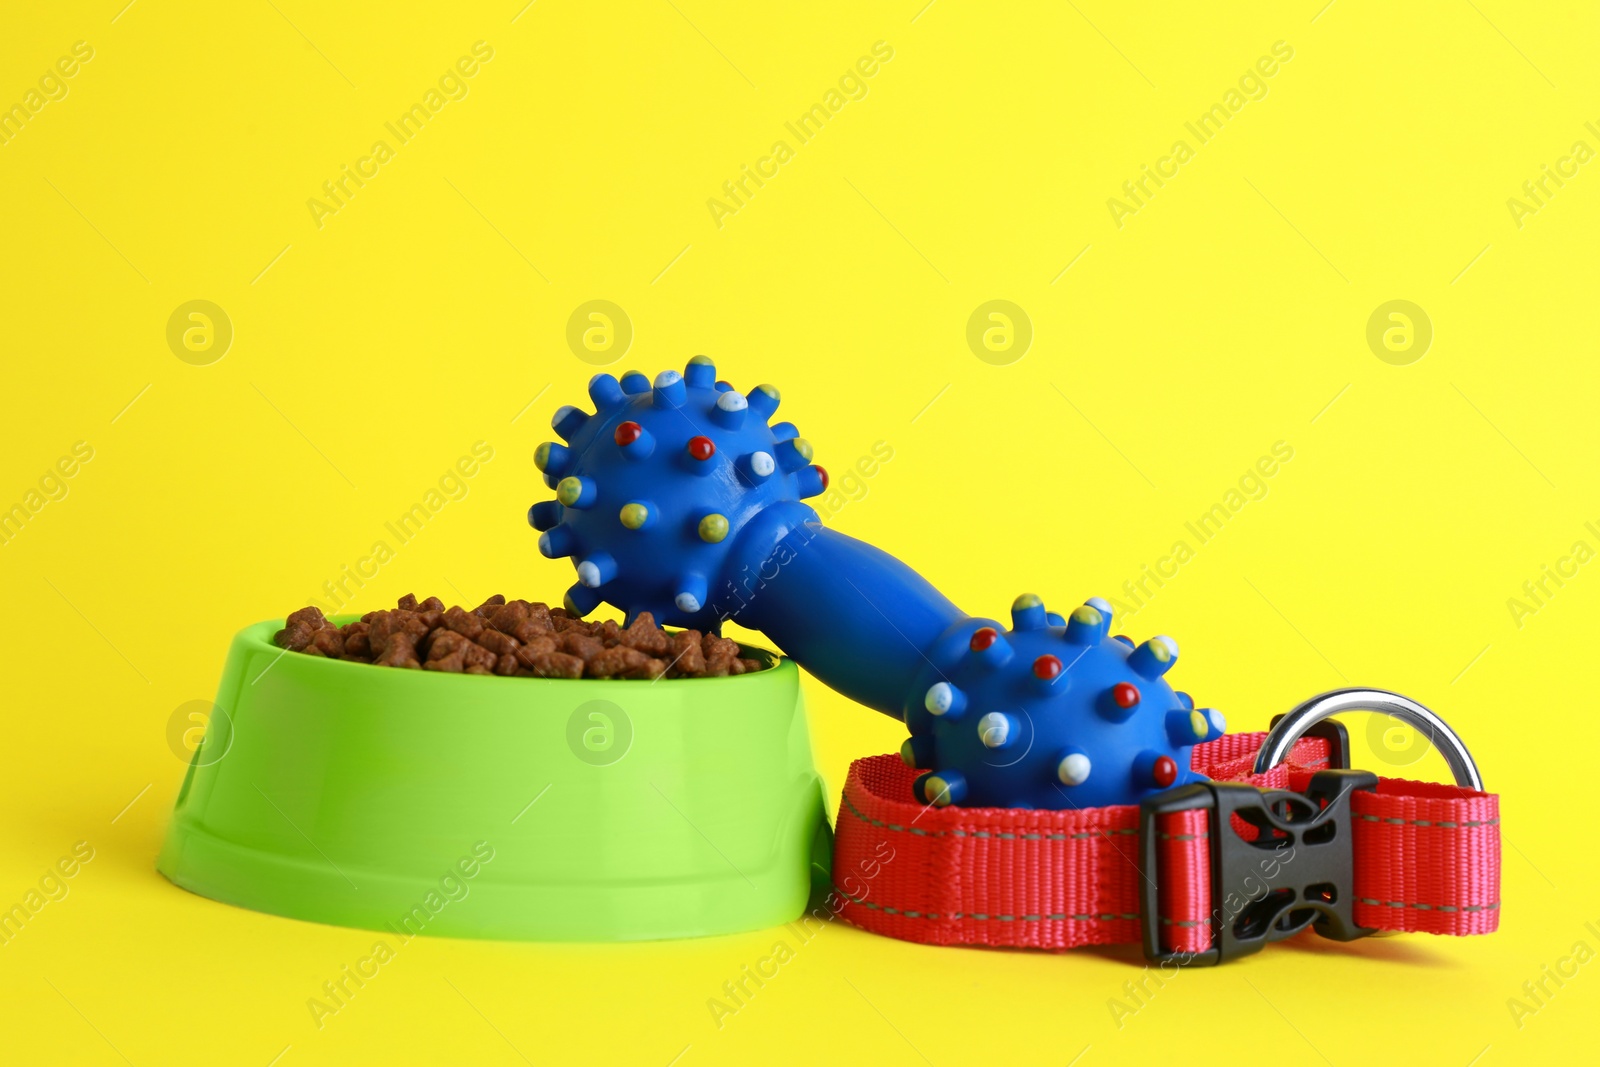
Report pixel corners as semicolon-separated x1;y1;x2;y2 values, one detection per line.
274;595;766;679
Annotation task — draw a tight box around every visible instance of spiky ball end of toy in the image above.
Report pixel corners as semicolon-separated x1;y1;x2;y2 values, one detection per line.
530;357;826;628
899;594;1225;809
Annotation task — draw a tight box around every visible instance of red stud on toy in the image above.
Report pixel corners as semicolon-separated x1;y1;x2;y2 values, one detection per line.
1032;654;1062;680
1113;682;1140;709
687;435;716;460
969;627;998;652
813;464;829;490
1152;754;1177;788
614;421;643;446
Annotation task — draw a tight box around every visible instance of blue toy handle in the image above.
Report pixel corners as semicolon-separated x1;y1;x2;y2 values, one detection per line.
728;519;963;719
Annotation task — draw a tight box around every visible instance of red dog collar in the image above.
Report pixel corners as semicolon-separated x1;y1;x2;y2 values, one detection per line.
833;728;1499;964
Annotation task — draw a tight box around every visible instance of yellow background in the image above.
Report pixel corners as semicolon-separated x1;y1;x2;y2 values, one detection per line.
2;0;1597;1063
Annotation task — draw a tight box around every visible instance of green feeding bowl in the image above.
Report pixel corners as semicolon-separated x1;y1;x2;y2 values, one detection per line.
158;618;830;941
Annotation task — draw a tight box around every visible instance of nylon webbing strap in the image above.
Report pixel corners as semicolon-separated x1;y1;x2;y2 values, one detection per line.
832;733;1500;954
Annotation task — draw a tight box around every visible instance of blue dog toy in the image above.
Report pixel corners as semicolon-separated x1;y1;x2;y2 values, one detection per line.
530;359;1222;809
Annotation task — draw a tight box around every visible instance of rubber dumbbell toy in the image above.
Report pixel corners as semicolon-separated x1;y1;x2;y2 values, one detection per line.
899;595;1225;809
530;359;1223;809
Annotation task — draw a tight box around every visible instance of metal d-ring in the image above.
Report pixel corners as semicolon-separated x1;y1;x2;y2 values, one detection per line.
1253;687;1485;790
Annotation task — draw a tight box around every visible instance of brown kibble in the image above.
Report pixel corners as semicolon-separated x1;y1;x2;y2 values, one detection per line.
511;619;548;645
625;657;669;680
526;651;584;678
512;641;552;669
519;634;558;658
369;611;411;657
478;630;519;656
375;632;420;668
588;645;650;678
425;650;466;672
287;606;326;631
366;611;392;647
461;642;497;671
442;605;485;641
667;630;705;675
702;632;740;658
701;633;741;676
428;630;468;660
277;623;315;651
274;596;767;680
561;632;605;662
620;612;671;656
701;632;740;677
489;601;530;634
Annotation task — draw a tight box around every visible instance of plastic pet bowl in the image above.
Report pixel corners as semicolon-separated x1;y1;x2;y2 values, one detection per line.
158;618;829;941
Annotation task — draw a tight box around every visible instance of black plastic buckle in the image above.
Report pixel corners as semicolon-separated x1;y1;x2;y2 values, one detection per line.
1138;769;1379;965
